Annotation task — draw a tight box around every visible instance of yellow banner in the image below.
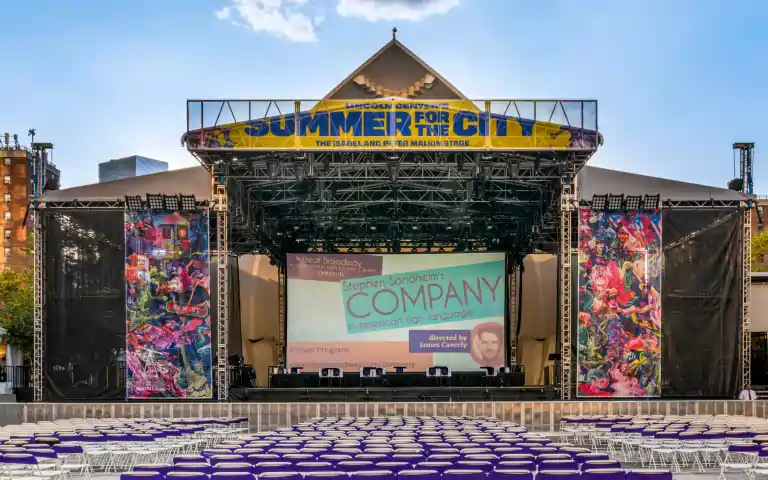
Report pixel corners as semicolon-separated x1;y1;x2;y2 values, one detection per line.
187;100;598;151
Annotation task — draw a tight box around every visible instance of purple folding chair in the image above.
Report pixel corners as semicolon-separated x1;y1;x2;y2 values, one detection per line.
488;470;534;480
539;460;579;471
211;455;246;466
166;472;209;480
625;471;673;480
253;461;294;474
351;471;397;480
174;463;213;475
415;462;452;473
214;462;255;473
582;460;622;471
337;461;375;472
258;472;302;480
174;455;207;465
581;468;626;480
575;453;611;464
375;462;411;473
536;471;582;480
396;469;441;480
496;461;535;472
303;472;347;480
211;473;256;480
295;461;335;472
134;464;174;475
121;473;164;480
443;469;486;480
455;461;493;472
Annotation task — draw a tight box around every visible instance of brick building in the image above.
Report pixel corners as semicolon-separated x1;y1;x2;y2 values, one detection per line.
0;146;60;269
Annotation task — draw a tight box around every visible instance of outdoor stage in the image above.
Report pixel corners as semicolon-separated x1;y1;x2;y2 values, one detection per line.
27;36;754;404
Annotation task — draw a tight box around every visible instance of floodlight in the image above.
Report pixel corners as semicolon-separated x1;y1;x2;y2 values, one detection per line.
625;195;642;211
125;195;144;211
591;194;608;210
180;195;197;211
644;194;660;210
163;195;180;211
146;194;164;211
607;194;624;210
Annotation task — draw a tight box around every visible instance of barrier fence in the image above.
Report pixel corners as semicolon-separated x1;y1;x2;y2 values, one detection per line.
3;401;768;431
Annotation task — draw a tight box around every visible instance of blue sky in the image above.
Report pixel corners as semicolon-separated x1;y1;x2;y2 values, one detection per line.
1;0;767;190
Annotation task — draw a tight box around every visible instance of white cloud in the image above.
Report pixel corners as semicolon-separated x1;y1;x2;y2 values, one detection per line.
214;7;231;20
217;0;319;43
336;0;459;22
215;0;459;42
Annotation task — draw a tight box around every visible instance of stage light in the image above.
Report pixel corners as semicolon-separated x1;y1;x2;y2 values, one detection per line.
387;160;399;182
125;195;144;211
146;194;164;211
591;194;608;210
506;159;519;176
294;161;306;182
607;194;624;210
266;159;278;178
163;195;180;211
625;195;642;211
180;195;197;211
481;161;491;183
644;194;660;210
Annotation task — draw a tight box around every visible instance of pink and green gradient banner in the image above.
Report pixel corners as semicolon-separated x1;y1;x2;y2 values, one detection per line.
577;209;662;397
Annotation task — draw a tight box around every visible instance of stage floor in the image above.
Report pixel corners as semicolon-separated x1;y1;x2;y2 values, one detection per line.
230;385;556;403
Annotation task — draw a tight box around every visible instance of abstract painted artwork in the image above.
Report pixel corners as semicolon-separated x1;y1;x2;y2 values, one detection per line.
577;208;662;397
124;210;212;399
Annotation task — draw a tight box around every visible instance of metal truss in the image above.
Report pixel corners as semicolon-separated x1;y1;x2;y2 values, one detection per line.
743;202;752;388
189;150;596;260
32;208;44;402
559;176;576;400
38;200;209;211
508;262;519;365
277;267;286;366
580;198;743;210
214;174;230;401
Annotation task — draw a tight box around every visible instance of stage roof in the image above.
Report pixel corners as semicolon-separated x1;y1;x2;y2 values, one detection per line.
39;165;745;204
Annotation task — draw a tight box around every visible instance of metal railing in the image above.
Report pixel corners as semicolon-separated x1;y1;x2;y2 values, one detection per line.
2;400;767;432
184;99;600;152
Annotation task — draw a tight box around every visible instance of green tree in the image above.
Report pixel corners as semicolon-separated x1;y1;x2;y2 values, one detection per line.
752;230;768;272
0;238;33;359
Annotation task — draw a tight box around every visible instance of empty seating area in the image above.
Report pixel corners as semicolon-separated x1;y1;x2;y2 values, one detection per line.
0;416;248;478
561;414;768;476
115;416;669;480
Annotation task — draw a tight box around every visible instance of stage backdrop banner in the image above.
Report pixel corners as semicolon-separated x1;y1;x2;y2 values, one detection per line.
576;209;662;397
124;210;212;399
287;253;506;372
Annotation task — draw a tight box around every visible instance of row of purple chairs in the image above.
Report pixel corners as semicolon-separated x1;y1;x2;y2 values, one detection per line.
143;459;623;474
122;469;672;480
190;452;609;464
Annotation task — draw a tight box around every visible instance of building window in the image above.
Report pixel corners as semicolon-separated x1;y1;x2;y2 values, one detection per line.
3;193;9;203
3;248;10;257
3;176;9;185
3;158;9;166
3;229;9;239
3;212;10;221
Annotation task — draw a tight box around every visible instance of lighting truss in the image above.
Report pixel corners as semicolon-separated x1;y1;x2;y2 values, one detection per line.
559;176;576;400
189;150;598;259
743;202;752;389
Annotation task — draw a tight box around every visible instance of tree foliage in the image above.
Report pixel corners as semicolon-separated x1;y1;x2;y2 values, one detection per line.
0;238;33;358
752;229;768;272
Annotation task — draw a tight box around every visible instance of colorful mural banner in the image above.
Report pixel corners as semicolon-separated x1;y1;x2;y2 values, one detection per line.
124;210;212;399
576;209;662;398
185;99;600;151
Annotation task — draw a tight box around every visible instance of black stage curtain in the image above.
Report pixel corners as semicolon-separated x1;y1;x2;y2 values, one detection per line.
661;209;742;398
44;210;126;401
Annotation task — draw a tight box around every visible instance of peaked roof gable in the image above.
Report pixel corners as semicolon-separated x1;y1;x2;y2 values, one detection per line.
323;38;467;101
